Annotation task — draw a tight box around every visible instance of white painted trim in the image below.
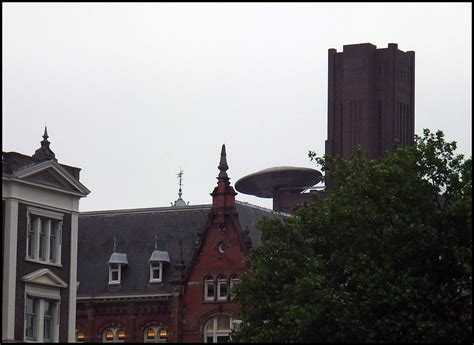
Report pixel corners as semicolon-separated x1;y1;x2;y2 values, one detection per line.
4;176;88;198
149;262;163;283
27;206;64;220
2;199;18;342
24;286;61;342
22;268;68;288
12;159;90;195
5;196;80;215
3;180;82;213
68;214;79;342
25;283;61;300
76;293;173;300
24;257;63;267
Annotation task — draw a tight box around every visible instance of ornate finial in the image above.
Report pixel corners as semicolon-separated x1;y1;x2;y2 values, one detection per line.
154;235;158;250
33;126;56;161
218;144;229;179
43;126;49;141
113;236;117;252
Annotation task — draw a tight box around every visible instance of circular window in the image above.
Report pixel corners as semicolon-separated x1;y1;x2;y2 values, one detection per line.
218;242;227;253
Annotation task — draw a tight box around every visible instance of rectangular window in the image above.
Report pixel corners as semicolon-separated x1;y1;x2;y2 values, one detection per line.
25;296;36;340
43;300;54;342
49;226;56;262
39;224;46;261
109;264;121;285
25;296;58;342
218;279;228;300
149;262;163;282
205;279;215;300
26;209;63;265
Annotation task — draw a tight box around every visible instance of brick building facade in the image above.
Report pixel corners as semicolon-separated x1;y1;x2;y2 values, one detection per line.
326;42;415;161
75;145;281;343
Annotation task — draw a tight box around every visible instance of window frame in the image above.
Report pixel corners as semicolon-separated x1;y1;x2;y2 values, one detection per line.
217;276;228;301
149;262;163;283
24;286;60;343
203;315;234;343
144;325;168;343
103;327;126;343
204;276;216;301
229;276;240;301
26;207;63;266
108;264;122;285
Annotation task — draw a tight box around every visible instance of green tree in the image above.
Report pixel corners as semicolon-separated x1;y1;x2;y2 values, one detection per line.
232;129;472;343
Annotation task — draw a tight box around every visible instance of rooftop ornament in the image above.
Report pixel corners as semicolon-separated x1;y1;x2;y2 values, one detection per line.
171;168;189;207
108;236;128;265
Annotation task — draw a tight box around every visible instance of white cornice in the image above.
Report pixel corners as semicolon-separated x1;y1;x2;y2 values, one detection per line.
22;268;68;288
11;159;90;196
3;176;88;197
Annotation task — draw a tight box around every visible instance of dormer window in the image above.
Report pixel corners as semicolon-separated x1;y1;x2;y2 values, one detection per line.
149;247;170;284
150;262;163;282
108;252;128;286
109;264;121;284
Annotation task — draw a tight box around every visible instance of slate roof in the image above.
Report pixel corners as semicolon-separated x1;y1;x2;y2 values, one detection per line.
77;201;283;297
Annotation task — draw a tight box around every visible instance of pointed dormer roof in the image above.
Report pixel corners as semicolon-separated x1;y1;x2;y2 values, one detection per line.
108;236;128;265
32;126;57;162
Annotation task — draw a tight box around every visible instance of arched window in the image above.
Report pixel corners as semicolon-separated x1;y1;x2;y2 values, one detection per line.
76;330;86;342
203;315;233;343
144;325;168;343
102;327;126;343
217;276;228;301
229;275;240;300
204;276;216;301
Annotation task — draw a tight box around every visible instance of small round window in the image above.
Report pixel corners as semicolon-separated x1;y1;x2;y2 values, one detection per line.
218;242;227;253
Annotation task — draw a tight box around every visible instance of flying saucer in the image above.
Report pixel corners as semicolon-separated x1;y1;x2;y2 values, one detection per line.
235;166;322;198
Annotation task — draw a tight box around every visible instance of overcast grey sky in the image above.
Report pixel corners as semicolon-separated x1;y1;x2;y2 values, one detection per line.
3;3;472;211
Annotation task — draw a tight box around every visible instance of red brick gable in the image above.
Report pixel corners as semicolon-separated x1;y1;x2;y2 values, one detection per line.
181;145;249;342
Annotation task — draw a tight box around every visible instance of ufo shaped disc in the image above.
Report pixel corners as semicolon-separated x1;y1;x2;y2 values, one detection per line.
235;166;322;198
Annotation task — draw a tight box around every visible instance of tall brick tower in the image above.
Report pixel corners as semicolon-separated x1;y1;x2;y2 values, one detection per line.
325;43;415;160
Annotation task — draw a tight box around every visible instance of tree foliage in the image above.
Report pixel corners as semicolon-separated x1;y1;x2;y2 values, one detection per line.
232;129;472;343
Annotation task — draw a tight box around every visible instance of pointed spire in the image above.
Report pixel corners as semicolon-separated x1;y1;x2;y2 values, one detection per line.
113;236;117;252
218;144;229;179
154;235;158;250
33;126;56;161
42;126;49;141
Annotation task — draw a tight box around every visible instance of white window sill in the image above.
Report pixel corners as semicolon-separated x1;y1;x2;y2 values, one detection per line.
108;281;121;286
25;258;62;267
148;279;163;284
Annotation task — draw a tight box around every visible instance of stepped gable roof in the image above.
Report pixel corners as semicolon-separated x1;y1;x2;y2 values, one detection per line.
77;202;284;297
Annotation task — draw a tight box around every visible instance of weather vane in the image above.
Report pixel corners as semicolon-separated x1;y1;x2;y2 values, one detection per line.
177;168;184;199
